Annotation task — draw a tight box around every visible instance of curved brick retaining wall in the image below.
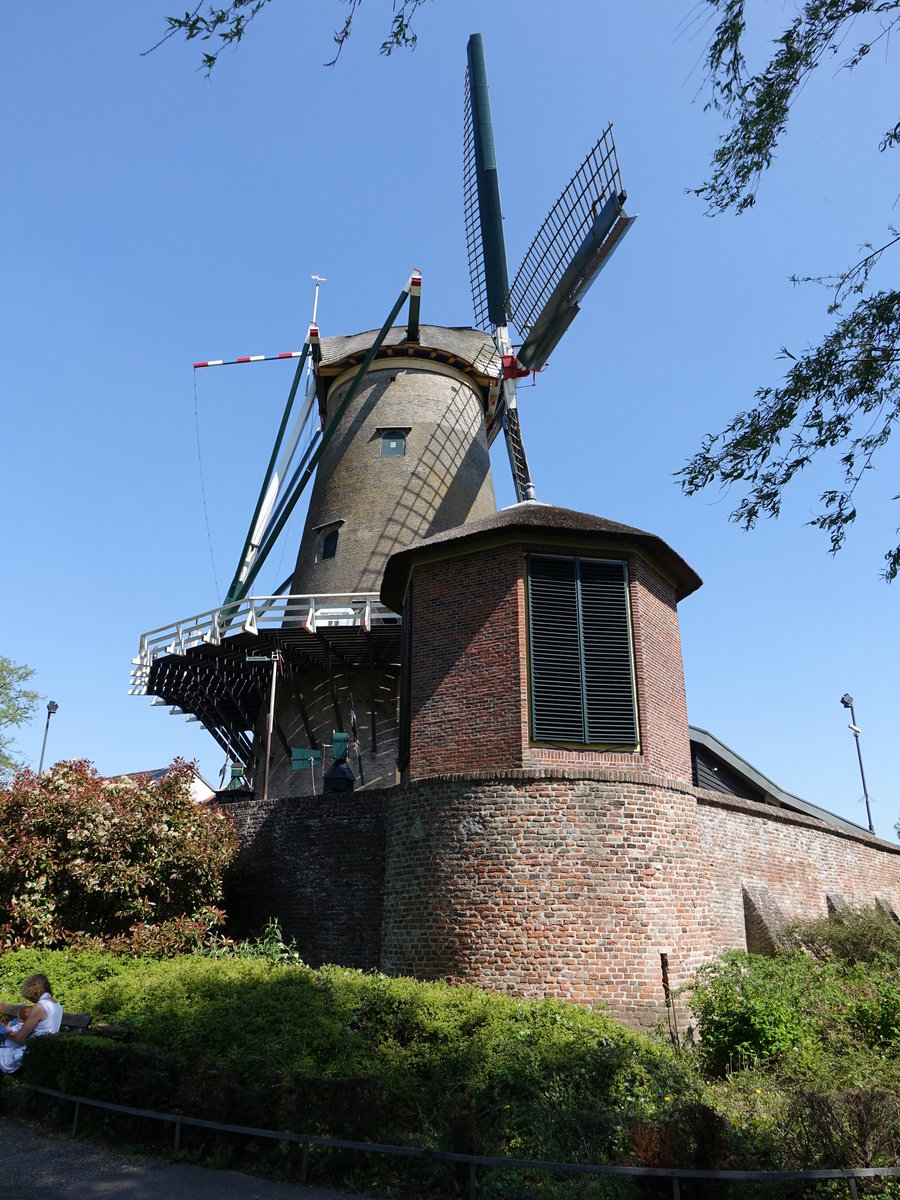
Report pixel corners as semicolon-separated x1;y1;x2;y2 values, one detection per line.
222;769;900;1028
380;770;709;1026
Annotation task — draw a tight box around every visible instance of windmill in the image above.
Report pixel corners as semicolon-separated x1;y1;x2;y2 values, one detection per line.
130;34;636;798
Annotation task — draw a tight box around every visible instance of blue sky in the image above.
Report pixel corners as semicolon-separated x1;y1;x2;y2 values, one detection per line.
2;2;896;833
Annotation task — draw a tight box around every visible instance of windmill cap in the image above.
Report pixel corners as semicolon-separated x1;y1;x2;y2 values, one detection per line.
380;502;702;611
317;325;499;376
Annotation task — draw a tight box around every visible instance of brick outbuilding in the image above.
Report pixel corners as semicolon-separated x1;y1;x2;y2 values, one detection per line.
381;502;702;782
221;502;900;1027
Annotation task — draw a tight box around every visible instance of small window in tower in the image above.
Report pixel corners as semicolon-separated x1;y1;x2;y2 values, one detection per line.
314;519;343;564
381;431;406;457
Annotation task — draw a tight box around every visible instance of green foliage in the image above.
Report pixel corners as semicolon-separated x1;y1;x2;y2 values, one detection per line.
155;1;427;74
690;906;900;1080
0;655;39;778
695;0;900;217
781;1087;900;1174
689;951;816;1075
684;909;900;1187
8;918;900;1192
678;283;900;580
0;759;238;953
780;902;900;967
850;979;900;1047
201;916;306;964
683;0;900;580
0;944;700;1191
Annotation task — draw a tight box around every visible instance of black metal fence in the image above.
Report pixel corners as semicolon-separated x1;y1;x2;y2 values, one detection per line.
25;1083;900;1199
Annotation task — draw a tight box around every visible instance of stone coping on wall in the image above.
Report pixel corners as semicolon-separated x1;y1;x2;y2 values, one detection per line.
398;765;698;794
695;786;900;853
223;767;696;808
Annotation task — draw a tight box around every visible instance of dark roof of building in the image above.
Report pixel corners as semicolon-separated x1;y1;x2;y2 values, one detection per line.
319;326;500;376
689;725;872;837
380;502;702;610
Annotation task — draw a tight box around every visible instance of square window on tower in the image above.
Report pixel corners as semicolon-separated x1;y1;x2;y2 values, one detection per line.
379;428;409;457
321;528;339;559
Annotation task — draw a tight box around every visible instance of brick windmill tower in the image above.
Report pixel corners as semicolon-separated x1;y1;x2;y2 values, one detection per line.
131;33;645;800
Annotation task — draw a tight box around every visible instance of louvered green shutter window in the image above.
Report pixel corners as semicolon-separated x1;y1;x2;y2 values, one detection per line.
528;555;637;745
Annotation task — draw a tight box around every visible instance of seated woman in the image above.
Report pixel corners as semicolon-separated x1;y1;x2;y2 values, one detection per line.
0;973;63;1076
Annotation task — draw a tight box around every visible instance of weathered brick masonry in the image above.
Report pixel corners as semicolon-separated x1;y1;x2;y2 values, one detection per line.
405;544;526;777
696;790;900;952
392;533;697;782
381;772;900;1025
222;773;900;1027
380;769;712;1027
222;791;387;968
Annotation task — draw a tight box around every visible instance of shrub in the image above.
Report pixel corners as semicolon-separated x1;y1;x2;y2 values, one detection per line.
0;945;699;1183
780;904;900;968
688;951;821;1075
0;759;238;953
781;1088;900;1171
850;979;900;1048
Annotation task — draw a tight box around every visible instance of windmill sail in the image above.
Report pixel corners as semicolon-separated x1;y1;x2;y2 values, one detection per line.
463;65;490;334
464;33;511;333
507;127;636;370
464;33;535;504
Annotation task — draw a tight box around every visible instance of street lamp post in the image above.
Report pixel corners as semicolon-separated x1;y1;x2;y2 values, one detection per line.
840;693;874;835
38;700;59;774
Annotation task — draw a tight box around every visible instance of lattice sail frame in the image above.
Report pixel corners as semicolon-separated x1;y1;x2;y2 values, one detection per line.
463;67;492;333
506;125;625;337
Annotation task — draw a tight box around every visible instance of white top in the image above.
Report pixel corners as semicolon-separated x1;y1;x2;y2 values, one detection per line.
0;991;63;1074
31;992;63;1037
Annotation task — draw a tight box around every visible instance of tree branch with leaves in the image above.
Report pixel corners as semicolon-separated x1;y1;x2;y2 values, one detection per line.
154;0;427;73
0;656;39;780
680;0;900;579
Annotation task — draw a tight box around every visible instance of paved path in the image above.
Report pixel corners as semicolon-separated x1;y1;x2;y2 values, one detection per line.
0;1112;369;1200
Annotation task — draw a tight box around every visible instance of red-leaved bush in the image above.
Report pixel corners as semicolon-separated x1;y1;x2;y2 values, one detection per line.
0;759;239;953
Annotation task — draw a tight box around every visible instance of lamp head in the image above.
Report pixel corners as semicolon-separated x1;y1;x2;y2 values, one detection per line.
47;700;59;715
840;694;853;710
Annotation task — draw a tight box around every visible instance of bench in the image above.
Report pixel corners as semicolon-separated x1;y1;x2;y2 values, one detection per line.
4;1009;93;1032
61;1012;93;1032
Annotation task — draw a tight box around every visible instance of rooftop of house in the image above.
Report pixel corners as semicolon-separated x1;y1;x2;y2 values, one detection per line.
113;765;216;803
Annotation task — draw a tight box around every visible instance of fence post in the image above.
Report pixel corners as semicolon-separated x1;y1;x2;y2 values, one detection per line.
468;1160;477;1199
671;1176;681;1199
71;1100;80;1137
174;1120;181;1152
300;1141;308;1185
848;1179;859;1199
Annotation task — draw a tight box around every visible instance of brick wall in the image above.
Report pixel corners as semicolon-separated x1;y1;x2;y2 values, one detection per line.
625;556;693;782
381;770;714;1026
222;771;900;1029
696;789;900;956
381;773;900;1026
221;791;388;968
407;545;525;777
405;541;692;784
